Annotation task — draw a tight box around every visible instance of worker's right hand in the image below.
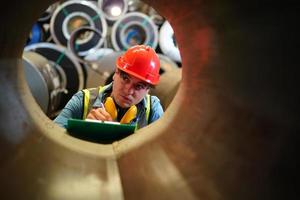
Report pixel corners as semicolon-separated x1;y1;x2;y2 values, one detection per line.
86;107;113;122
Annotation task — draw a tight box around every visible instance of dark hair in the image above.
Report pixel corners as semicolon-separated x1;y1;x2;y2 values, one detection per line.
117;69;155;89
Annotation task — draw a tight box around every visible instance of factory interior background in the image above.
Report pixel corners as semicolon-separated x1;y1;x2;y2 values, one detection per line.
23;0;182;120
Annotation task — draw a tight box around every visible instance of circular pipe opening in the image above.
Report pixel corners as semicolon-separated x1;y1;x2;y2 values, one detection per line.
1;0;297;199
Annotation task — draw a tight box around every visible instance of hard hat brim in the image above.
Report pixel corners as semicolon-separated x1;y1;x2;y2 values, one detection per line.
116;64;160;86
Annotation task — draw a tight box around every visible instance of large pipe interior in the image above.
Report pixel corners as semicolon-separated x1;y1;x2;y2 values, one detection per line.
0;0;298;199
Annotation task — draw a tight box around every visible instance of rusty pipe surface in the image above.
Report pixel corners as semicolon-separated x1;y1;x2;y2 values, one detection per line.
0;0;299;200
117;0;299;199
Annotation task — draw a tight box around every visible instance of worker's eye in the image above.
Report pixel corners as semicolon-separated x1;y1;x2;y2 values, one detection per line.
120;72;130;82
134;84;147;91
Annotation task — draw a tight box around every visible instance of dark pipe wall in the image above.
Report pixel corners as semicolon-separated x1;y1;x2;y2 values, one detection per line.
0;0;299;199
118;1;299;199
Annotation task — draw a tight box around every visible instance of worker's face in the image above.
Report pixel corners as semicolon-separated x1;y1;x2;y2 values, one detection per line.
111;69;150;108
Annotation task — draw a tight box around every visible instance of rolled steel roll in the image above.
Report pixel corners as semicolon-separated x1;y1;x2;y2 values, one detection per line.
22;52;50;113
37;2;60;23
22;51;66;117
111;12;158;51
25;42;84;111
68;26;106;62
85;51;123;88
127;0;144;12
150;68;181;110
158;53;179;74
84;47;114;62
159;21;181;63
148;7;165;26
98;0;128;22
150;54;180;109
50;0;107;56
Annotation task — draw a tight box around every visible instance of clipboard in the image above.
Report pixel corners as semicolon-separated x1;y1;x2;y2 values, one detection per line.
67;118;136;143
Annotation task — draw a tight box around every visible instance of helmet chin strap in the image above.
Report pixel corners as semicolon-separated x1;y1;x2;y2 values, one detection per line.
104;96;137;124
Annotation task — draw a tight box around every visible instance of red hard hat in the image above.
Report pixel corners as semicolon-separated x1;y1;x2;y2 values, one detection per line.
116;45;160;85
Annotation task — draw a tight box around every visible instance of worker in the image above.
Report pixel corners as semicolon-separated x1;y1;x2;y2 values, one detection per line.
54;45;164;129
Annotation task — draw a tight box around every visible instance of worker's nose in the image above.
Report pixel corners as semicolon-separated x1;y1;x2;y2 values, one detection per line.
124;83;135;95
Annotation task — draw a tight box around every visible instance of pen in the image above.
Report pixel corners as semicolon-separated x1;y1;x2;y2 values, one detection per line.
100;102;105;110
93;102;105;110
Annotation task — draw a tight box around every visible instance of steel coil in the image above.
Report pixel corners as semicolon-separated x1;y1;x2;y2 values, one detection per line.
67;26;106;62
37;2;59;23
111;12;158;51
22;51;67;117
22;52;50;113
50;0;107;56
98;0;128;22
25;42;84;111
159;21;181;63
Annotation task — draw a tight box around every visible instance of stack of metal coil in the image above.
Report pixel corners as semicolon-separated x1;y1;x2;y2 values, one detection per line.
23;0;182;117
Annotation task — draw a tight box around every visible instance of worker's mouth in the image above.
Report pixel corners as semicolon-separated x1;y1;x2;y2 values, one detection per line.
120;95;132;103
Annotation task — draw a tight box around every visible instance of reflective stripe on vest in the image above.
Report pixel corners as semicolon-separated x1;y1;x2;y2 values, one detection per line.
145;94;150;125
82;88;90;120
82;86;104;119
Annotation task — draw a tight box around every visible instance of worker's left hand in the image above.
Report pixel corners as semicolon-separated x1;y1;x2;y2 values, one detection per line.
86;107;113;122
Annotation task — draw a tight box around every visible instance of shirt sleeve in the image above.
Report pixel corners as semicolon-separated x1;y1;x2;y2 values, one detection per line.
53;91;84;128
149;96;164;123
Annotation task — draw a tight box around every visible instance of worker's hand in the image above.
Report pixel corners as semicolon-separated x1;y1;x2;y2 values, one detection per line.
86;107;113;121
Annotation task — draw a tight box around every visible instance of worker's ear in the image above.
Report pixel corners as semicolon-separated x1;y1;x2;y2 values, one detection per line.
112;70;117;80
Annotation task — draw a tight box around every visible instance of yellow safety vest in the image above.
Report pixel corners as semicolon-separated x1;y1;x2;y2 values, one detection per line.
81;86;151;128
